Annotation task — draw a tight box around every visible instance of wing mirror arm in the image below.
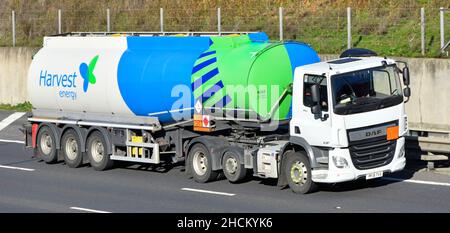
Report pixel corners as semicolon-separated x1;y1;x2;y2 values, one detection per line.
310;84;328;121
396;61;411;103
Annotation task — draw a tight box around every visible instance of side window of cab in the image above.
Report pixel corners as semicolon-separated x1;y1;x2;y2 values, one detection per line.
303;74;328;111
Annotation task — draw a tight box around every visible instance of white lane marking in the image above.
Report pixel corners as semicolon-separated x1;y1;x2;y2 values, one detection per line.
0;165;35;171
181;188;236;196
0;112;26;131
382;177;450;187
70;207;112;213
0;139;25;144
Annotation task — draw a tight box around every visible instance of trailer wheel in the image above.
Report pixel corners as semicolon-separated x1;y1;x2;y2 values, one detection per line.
37;126;58;163
222;150;246;183
61;129;83;168
284;151;318;194
87;131;113;171
188;143;218;183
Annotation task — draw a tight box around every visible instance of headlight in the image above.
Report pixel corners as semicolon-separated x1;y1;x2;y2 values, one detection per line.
332;156;349;168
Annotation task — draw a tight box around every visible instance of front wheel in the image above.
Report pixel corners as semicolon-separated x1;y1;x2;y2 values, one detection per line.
284;151;318;194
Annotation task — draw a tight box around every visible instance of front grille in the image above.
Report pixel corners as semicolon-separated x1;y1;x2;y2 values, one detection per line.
349;136;396;170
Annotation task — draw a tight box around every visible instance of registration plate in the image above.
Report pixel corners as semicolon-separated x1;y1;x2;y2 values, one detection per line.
366;171;383;180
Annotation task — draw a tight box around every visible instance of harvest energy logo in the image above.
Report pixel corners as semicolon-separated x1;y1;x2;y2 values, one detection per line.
79;55;99;92
39;55;99;100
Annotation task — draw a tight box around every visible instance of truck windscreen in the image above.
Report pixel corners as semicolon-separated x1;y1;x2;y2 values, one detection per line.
331;65;403;115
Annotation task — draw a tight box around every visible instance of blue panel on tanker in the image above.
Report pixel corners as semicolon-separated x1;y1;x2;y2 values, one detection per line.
284;42;321;119
248;32;269;42
117;36;212;122
284;42;321;75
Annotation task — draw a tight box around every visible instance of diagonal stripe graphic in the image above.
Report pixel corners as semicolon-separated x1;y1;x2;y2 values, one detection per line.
213;95;232;108
196;80;224;104
198;50;216;59
191;67;219;91
191;57;217;74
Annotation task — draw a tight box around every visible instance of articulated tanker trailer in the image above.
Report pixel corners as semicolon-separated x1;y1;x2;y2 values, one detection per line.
24;32;411;193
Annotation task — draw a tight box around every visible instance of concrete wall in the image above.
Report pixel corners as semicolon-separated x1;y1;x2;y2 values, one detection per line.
0;47;38;105
400;57;450;133
0;48;449;132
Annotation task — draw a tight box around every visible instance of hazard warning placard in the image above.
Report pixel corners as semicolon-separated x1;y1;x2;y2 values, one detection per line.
202;115;210;127
193;115;214;132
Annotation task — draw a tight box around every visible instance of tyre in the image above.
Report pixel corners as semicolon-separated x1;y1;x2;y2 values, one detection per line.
284;151;318;194
37;126;58;163
61;129;83;168
222;149;246;183
87;130;113;171
188;143;218;183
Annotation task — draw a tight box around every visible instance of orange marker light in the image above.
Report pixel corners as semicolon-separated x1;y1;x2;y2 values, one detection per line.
386;126;399;141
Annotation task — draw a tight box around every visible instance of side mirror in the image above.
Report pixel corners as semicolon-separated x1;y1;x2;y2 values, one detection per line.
402;66;410;86
311;84;320;104
310;84;321;115
403;87;411;98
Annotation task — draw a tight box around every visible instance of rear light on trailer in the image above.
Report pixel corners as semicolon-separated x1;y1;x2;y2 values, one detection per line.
31;123;38;148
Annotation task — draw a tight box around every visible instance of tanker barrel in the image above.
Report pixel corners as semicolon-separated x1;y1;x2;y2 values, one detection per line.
27;32;320;125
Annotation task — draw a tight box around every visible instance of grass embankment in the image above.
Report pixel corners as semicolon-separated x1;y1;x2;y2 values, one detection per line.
0;0;449;57
0;102;32;112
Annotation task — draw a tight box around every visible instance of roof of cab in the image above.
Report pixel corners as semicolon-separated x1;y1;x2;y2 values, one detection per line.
295;56;394;76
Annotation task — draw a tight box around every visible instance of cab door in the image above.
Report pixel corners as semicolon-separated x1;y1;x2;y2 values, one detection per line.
290;72;332;147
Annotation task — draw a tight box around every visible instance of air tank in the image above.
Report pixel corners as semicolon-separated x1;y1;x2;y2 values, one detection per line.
27;32;320;125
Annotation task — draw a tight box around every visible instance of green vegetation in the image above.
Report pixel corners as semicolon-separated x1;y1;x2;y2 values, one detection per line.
0;102;32;112
0;0;449;57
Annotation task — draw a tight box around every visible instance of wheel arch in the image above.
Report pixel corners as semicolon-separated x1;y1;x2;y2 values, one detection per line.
277;137;315;187
220;146;245;166
185;136;229;174
288;136;317;167
60;125;87;153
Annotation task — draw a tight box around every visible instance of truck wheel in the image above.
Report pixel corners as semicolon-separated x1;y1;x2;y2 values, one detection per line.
284;151;318;194
37;126;58;163
222;150;246;183
188;143;218;183
61;129;83;168
87;131;113;171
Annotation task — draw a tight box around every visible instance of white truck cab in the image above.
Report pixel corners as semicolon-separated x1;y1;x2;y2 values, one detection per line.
287;54;410;189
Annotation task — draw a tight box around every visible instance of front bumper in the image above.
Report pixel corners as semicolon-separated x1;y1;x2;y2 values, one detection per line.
311;137;406;183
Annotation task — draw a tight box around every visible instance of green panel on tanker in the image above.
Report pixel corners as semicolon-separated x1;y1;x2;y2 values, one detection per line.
191;34;319;121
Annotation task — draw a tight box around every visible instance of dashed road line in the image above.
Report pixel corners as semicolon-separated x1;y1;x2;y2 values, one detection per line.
70;207;112;213
382;177;450;187
181;188;236;196
0;165;35;171
0;139;25;144
0;112;26;132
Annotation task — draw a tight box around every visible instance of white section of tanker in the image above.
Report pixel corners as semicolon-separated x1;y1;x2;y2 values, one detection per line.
27;36;133;121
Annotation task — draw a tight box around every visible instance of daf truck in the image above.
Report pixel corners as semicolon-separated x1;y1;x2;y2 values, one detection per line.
24;32;411;194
